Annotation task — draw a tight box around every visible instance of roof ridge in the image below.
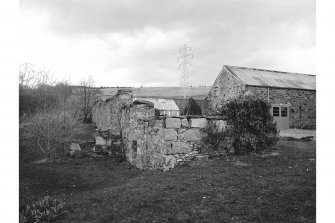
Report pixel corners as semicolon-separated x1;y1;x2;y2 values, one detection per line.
223;65;315;77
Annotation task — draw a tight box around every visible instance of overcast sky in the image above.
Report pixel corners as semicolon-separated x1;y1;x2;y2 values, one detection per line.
19;0;315;87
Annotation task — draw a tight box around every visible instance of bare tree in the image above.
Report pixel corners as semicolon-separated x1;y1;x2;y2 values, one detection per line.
79;75;95;123
19;63;38;89
19;64;79;158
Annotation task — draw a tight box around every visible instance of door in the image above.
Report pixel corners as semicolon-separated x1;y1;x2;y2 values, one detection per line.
271;104;290;130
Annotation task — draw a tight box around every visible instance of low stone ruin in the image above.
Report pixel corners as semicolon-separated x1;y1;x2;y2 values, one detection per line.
92;89;229;171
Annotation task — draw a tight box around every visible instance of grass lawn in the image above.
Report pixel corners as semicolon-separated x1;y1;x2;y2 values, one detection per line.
19;138;315;223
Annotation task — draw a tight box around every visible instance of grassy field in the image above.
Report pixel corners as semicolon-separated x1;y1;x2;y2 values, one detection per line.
100;87;211;100
20;134;315;222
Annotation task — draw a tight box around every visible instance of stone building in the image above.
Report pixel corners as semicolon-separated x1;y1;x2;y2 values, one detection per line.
207;65;316;129
133;97;180;116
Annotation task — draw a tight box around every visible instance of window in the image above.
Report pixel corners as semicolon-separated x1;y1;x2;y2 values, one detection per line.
273;107;280;117
132;141;137;152
281;107;288;117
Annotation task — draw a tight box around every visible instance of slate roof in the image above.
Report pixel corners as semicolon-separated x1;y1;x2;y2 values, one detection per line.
224;65;316;90
133;97;180;111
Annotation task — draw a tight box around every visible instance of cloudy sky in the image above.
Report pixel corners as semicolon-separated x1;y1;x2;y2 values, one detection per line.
19;0;315;87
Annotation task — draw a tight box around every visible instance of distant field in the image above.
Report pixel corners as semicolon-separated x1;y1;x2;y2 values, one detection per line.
100;87;211;100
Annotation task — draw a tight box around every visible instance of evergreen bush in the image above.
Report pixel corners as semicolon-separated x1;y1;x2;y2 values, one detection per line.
221;95;279;154
183;97;202;115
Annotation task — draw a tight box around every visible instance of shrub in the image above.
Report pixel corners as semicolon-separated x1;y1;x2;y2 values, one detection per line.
182;97;202;115
20;196;66;223
200;122;226;153
221;95;279;154
22;107;80;158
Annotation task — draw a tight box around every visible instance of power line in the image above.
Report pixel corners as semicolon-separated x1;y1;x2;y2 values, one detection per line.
178;44;193;99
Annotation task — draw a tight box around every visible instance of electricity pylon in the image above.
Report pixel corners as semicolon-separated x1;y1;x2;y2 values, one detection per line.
178;44;193;99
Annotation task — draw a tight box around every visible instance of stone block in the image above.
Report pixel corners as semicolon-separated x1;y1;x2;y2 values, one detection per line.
161;141;172;154
163;155;177;171
181;118;190;127
183;129;202;141
171;142;192;154
128;128;144;141
154;119;164;128
70;143;81;152
165;118;181;128
95;135;106;146
157;128;178;141
190;118;207;128
70;143;81;157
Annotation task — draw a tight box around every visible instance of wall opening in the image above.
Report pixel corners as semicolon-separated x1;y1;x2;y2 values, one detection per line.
132;140;137;152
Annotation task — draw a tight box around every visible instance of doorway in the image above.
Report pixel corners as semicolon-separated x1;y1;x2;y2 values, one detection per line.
271;104;290;130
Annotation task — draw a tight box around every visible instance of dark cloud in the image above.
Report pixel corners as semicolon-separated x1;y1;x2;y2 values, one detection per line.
21;0;314;36
20;0;315;86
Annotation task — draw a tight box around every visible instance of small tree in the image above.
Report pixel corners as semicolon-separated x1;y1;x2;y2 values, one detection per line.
183;97;202;115
221;94;279;154
79;75;95;123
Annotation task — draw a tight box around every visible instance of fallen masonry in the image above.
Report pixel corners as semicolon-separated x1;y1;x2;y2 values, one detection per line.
91;89;231;171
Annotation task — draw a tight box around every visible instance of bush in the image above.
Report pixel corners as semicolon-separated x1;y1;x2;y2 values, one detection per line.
22;107;80;158
200;122;226;153
221;95;279;154
20;196;66;223
182;97;202;115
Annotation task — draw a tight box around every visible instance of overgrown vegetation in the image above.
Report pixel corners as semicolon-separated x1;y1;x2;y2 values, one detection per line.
20;196;66;223
222;94;280;154
203;94;280;155
182;97;202;115
19;63;97;159
22;108;79;158
200;122;228;154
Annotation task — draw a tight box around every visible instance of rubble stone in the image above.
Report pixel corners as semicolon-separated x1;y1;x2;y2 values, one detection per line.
70;143;82;157
95;135;106;146
157;128;178;141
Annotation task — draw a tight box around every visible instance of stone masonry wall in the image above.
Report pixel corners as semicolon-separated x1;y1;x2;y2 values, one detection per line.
246;86;316;129
92;91;227;171
123;114;227;171
207;67;245;113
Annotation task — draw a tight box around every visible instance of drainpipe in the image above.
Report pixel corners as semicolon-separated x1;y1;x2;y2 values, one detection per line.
267;87;270;103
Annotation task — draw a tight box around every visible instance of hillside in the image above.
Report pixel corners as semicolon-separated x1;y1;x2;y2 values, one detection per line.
99;87;211;100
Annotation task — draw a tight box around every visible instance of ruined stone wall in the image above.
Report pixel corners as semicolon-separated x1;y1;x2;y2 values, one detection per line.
92;90;133;133
123;114;227;171
92;91;227;170
246;86;316;129
207;67;245;112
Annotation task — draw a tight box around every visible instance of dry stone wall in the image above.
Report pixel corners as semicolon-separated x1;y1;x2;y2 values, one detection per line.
92;90;227;171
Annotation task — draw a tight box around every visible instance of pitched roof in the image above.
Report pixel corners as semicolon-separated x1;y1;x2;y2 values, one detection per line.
133;97;180;111
224;65;316;90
